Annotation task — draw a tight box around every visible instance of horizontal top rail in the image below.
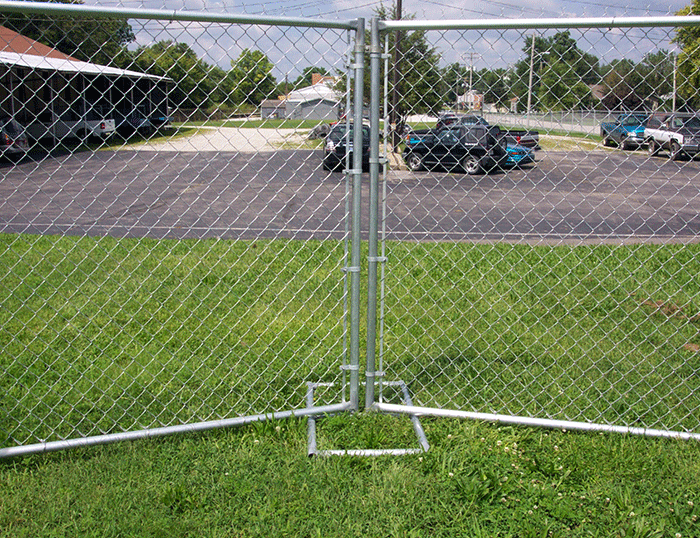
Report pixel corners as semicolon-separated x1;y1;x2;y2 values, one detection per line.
0;1;361;30
379;15;700;32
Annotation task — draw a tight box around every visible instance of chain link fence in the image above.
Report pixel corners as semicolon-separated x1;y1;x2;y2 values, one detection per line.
0;4;365;456
369;18;700;439
2;3;700;457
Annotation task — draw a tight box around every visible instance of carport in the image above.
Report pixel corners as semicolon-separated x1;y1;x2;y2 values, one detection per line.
0;26;170;128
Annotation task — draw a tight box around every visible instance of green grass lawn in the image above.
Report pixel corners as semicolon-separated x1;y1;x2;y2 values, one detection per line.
1;234;700;537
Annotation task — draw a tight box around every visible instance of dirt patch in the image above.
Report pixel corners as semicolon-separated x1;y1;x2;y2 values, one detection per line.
133;127;308;153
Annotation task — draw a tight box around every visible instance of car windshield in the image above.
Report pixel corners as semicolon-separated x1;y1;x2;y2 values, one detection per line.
328;124;370;142
622;115;648;126
683;117;700;130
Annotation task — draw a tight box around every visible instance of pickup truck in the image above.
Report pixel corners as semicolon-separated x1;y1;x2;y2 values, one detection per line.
600;113;649;150
645;113;700;160
402;124;509;175
25;110;116;143
425;113;540;149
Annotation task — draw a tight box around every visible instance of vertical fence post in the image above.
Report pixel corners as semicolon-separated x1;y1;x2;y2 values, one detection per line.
365;17;382;409
348;18;365;411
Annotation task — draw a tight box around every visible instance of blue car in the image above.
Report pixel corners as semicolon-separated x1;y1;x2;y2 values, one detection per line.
504;143;535;167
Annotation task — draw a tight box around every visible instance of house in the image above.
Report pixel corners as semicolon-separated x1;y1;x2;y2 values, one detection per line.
278;73;342;120
261;99;285;119
457;90;483;112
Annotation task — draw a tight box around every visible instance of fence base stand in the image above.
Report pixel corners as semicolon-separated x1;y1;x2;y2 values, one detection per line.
306;381;430;456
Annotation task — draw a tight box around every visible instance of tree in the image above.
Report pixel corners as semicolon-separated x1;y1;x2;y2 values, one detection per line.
637;50;675;106
227;49;277;107
475;68;511;111
0;0;135;66
674;0;700;108
128;41;227;109
376;6;444;119
512;32;600;111
540;61;594;110
600;59;645;110
441;63;470;108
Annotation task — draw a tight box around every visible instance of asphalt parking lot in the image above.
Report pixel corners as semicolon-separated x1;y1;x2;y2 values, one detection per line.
1;138;699;244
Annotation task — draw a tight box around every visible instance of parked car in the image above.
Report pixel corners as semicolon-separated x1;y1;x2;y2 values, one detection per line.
24;110;115;143
402;124;509;175
405;123;534;168
645;113;700;160
407;113;539;150
149;113;173;129
322;122;371;171
0;117;29;158
114;109;153;136
600;113;649;149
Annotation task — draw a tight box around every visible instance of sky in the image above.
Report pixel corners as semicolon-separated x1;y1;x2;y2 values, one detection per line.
80;0;695;84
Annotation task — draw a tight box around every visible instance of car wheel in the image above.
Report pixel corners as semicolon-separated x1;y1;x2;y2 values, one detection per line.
406;153;423;171
602;134;613;147
669;140;683;161
648;139;659;156
620;137;632;150
462;155;481;175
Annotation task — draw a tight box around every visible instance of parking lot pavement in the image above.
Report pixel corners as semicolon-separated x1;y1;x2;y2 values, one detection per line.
132;126;308;153
3;146;700;244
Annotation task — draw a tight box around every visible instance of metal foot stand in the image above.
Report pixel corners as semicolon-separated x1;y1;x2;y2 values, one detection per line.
306;381;430;457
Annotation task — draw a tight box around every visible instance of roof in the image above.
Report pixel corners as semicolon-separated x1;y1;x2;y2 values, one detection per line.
0;50;167;81
286;79;341;103
0;25;78;60
0;25;167;81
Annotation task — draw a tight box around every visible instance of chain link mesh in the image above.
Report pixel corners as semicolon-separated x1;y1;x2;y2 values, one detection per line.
0;9;357;450
2;5;700;454
376;22;700;434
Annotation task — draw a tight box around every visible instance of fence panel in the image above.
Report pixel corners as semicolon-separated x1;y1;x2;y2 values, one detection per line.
371;18;700;437
0;5;363;456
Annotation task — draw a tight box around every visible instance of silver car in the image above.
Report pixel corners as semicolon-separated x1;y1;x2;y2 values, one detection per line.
0;117;28;159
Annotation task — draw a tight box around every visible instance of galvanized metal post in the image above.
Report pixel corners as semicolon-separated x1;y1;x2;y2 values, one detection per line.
348;18;365;411
365;17;382;409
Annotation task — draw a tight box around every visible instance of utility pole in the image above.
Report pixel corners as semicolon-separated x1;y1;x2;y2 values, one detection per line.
461;52;481;111
391;0;402;152
526;34;535;128
673;51;678;113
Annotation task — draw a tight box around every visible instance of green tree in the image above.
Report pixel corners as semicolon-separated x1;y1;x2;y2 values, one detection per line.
600;59;644;110
441;62;470;108
127;41;226;109
512;32;600;111
377;6;444;119
674;0;700;108
227;49;277;107
638;50;675;105
0;0;135;66
475;68;512;110
540;61;594;110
